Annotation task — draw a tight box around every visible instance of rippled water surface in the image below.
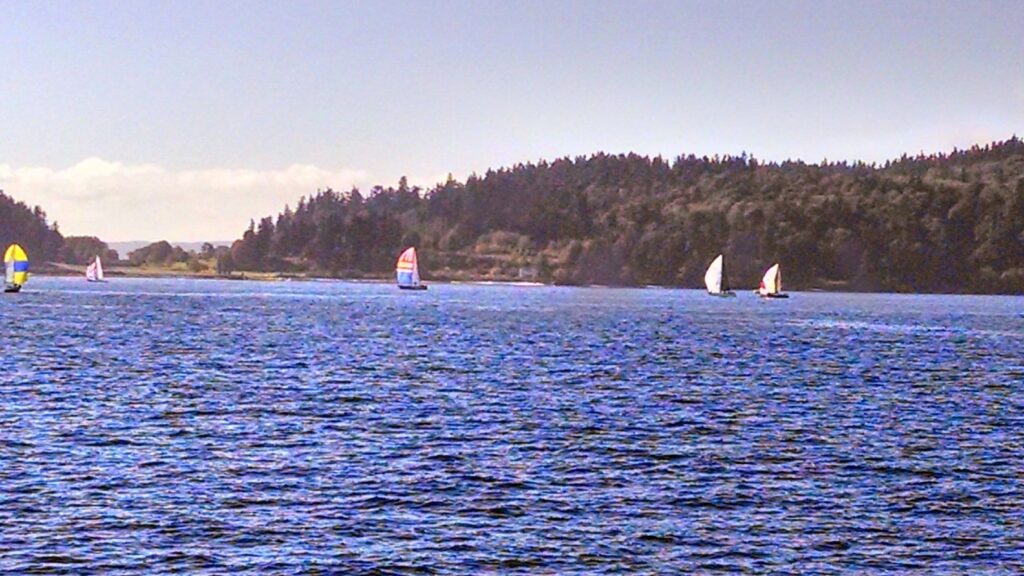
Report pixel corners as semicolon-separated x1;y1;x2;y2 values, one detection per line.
2;278;1023;574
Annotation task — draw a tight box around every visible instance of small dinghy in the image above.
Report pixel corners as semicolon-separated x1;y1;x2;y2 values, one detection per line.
4;243;29;293
704;254;736;297
757;263;789;299
396;247;427;290
86;255;107;282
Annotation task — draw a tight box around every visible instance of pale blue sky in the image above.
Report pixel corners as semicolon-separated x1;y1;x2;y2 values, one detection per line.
1;0;1021;240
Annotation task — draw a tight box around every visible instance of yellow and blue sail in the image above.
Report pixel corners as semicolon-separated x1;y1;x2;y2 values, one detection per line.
4;243;29;286
396;247;419;287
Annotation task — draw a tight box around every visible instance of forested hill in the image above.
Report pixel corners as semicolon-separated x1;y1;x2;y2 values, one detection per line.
0;191;64;262
227;137;1024;293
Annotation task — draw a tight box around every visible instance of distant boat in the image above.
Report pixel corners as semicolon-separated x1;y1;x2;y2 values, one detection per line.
757;263;789;298
86;255;106;282
4;244;29;293
704;254;736;297
396;247;427;290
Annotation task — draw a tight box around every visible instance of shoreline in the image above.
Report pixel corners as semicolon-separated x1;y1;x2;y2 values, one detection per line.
30;267;1024;296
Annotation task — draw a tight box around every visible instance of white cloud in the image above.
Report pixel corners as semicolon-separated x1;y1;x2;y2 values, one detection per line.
0;158;368;241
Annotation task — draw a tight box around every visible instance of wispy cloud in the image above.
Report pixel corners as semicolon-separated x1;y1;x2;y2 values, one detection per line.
0;158;368;241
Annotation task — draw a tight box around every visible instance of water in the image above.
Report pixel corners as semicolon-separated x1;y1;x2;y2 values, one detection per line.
1;278;1022;574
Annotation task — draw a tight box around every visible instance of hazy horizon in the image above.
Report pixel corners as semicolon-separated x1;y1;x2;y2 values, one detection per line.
2;0;1021;242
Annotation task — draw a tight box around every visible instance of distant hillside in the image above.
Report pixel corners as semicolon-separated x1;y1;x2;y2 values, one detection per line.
108;240;231;256
225;137;1024;293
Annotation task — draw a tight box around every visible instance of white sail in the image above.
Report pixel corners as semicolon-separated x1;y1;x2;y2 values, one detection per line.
86;256;105;282
759;263;781;296
704;254;724;294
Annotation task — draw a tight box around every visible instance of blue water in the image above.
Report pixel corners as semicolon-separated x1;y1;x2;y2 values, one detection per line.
1;278;1022;574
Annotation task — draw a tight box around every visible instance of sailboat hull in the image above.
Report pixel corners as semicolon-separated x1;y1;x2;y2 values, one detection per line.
759;293;789;299
398;284;428;291
708;291;736;297
4;284;21;293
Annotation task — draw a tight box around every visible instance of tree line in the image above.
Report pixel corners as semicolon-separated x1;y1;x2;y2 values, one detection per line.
4;137;1023;293
0;191;63;263
225;137;1024;293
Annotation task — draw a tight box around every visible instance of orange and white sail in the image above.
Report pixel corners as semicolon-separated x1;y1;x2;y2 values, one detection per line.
395;247;421;287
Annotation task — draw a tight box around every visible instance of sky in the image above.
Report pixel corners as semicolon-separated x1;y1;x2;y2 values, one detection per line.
1;0;1022;241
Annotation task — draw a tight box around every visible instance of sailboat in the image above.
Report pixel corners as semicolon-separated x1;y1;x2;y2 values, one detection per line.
757;263;789;298
396;247;427;290
4;244;29;293
86;255;106;282
704;254;736;297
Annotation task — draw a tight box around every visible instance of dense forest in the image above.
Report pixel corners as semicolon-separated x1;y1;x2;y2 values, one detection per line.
0;191;64;263
225;137;1024;293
